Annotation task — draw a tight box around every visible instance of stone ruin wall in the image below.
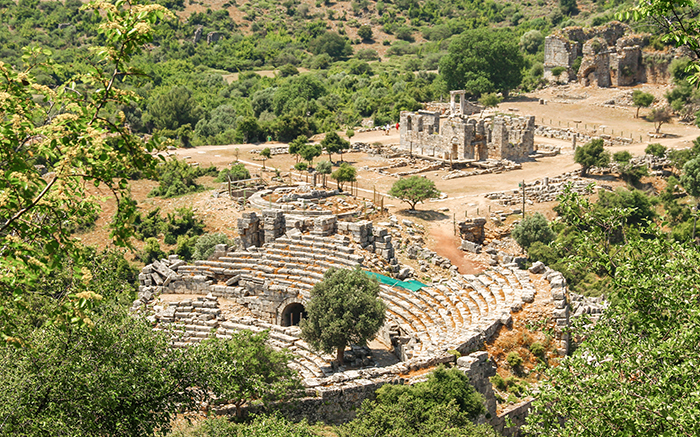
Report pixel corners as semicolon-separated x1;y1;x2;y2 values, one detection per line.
131;204;598;435
544;21;685;86
398;110;535;163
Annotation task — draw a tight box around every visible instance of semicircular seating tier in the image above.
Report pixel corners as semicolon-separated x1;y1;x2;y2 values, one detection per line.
139;232;536;381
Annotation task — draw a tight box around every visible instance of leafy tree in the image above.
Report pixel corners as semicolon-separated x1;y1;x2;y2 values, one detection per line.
299;143;322;166
321;131;351;163
316;160;332;187
342;366;491;437
192;331;301;418
169;414;325;437
163;207;205;245
331;162;357;191
260;147;271;169
0;302;200;436
681;157;700;238
237;116;263;143
300;267;386;364
289;135;308;163
308;31;352;60
560;0;578;16
357;25;373;41
146;86;202;131
294;162;308;172
0;0;168;338
681;157;700;198
574;139;610;176
278;63;299;77
512;213;556;250
520;29;544;54
440;29;525;97
525;231;700;437
632;90;655;118
646;107;672;133
597;188;657;226
478;92;502;109
273;114;312;142
388;176;441;210
645;142;667;157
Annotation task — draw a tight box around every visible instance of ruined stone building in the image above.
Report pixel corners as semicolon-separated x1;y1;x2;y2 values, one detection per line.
399;91;535;162
544;21;683;87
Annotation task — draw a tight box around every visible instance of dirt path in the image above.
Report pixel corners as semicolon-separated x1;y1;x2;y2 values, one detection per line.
428;219;485;275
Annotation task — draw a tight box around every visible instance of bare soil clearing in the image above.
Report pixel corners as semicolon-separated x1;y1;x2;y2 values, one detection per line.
84;83;699;271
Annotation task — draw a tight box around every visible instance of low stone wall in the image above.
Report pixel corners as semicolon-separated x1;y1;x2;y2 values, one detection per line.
484;172;612;206
535;126;634;146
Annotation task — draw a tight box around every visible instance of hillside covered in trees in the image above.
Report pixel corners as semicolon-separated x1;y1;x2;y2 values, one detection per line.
0;0;679;148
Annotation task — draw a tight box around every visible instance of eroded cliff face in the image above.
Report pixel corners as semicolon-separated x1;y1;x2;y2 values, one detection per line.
544;21;686;87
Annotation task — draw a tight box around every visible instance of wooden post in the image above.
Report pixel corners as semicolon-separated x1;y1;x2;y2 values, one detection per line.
522;180;525;218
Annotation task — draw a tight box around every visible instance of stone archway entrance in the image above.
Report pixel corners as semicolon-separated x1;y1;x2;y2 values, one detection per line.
280;302;307;327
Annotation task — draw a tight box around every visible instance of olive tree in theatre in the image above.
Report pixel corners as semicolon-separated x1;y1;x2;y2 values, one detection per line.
389;176;441;210
300;267;386;364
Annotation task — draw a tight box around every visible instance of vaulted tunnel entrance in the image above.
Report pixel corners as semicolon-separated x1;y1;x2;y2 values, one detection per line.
281;303;307;327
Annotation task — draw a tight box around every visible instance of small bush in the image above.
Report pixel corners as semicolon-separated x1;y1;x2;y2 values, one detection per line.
551;66;566;77
512;213;556;249
140;238;166;264
526;241;559;265
193;233;232;260
163;207;205;245
506;351;524;369
216;163;250;182
613;151;632;163
491;374;507;391
174;235;197;261
133;208;167;240
150;159;218;198
645;143;667;157
530;341;546;359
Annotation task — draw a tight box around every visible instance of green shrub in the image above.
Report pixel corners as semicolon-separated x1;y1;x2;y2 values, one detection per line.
193;233;232;260
491;374;507;391
506;351;524;369
619;164;648;186
613;151;632;163
645;143;667;158
530;341;546;359
174;235;197;261
551;66;566;77
526;241;559;265
140;238;166;264
133;208;167;240
216;163;250;182
150;159;218;198
163;207;205;245
512;213;556;249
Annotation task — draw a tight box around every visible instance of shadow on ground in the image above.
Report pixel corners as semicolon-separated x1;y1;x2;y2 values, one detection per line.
397;209;450;221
